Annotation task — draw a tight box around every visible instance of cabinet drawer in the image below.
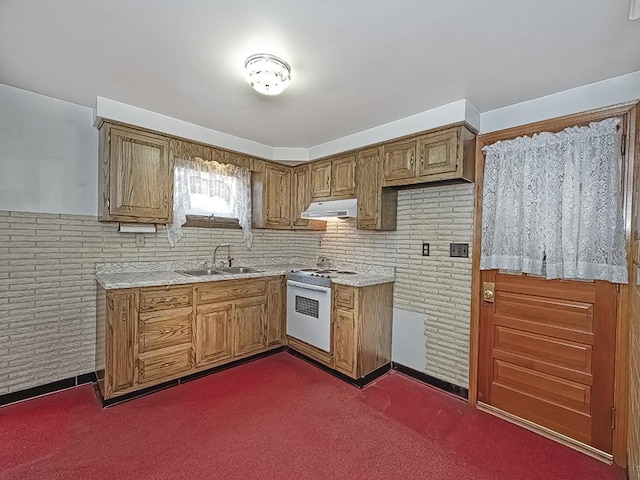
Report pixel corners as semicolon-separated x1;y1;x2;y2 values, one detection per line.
335;286;356;310
138;306;193;353
140;286;192;312
197;279;267;306
137;347;193;384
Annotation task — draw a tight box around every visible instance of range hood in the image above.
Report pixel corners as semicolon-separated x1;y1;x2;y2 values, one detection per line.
300;199;357;219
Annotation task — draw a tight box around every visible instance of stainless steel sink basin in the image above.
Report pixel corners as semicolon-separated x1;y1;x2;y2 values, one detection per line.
176;269;223;277
218;266;262;274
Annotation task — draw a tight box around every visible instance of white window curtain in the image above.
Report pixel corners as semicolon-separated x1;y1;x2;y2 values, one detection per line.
480;118;627;284
167;156;253;248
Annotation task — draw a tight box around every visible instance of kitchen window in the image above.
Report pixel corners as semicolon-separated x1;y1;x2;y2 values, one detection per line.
167;156;252;247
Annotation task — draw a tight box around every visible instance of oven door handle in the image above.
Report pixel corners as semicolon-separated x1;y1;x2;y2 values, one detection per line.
286;280;331;293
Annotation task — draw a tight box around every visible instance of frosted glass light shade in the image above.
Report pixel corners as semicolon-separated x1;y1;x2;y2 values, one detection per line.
244;54;291;96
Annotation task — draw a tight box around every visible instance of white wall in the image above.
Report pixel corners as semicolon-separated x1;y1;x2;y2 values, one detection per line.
392;308;427;371
0;84;98;216
480;70;640;133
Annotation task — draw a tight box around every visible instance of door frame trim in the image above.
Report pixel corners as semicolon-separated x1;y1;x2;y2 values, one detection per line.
468;100;639;466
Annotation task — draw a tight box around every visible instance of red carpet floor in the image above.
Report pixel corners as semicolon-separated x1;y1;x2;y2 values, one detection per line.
0;353;627;480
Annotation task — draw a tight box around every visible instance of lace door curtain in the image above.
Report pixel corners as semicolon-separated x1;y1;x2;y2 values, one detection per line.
167;156;253;248
480;118;627;283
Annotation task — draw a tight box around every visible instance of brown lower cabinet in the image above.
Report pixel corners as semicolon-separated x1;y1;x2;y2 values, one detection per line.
96;276;286;400
333;283;394;379
287;282;394;380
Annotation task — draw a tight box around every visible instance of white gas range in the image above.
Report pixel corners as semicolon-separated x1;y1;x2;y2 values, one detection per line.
285;267;357;352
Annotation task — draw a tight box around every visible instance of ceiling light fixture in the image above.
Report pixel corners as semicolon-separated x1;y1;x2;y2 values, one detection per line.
244;53;291;96
631;0;640;20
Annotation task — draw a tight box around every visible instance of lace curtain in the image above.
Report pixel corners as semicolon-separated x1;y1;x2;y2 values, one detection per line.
481;118;627;283
167;156;253;248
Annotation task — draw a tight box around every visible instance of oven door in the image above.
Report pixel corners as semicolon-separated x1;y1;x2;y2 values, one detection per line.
286;280;332;352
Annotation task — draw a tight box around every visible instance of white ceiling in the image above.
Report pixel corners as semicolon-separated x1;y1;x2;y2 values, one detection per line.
1;0;639;148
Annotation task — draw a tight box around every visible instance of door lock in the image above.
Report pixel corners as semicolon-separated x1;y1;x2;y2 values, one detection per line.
483;282;495;303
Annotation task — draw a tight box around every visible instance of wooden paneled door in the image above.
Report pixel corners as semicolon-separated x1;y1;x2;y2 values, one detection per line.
478;271;617;453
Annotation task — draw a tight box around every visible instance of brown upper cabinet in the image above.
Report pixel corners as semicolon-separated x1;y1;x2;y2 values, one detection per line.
355;146;397;231
310;155;356;200
98;123;172;223
310;161;332;199
291;165;326;231
382;125;475;187
253;163;292;229
97;121;474;233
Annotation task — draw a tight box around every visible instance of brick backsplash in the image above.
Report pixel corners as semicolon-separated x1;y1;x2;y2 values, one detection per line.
318;184;474;387
0;183;474;394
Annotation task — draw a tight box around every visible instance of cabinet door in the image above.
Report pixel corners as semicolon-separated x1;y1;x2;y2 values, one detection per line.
382;139;416;184
331;156;356;198
266;278;285;346
356;147;381;230
291;165;326;231
265;165;292;228
416;128;459;178
195;303;233;366
108;126;171;223
310;161;332;200
234;297;267;356
291;165;310;227
106;291;138;396
334;308;357;378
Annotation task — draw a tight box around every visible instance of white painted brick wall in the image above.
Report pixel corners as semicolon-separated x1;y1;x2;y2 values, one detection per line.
318;184;474;387
0;210;320;394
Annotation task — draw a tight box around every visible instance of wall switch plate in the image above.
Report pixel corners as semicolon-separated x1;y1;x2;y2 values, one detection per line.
422;242;430;256
135;234;145;247
450;243;468;258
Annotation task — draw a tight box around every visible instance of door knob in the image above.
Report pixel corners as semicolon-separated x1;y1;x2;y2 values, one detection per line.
482;282;495;303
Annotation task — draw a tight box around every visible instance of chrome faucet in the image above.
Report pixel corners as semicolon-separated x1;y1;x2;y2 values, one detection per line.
212;243;233;269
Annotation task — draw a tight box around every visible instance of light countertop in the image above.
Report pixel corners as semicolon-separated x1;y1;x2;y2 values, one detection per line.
96;263;395;290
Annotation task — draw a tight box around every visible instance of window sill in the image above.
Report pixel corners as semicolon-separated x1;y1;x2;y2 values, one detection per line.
184;215;241;229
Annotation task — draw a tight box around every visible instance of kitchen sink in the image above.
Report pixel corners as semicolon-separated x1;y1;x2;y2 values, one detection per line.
218;266;262;274
176;268;223;277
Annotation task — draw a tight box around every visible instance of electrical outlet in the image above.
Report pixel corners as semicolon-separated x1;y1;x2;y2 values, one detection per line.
422;242;430;256
449;243;468;258
135;234;145;247
319;238;323;247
